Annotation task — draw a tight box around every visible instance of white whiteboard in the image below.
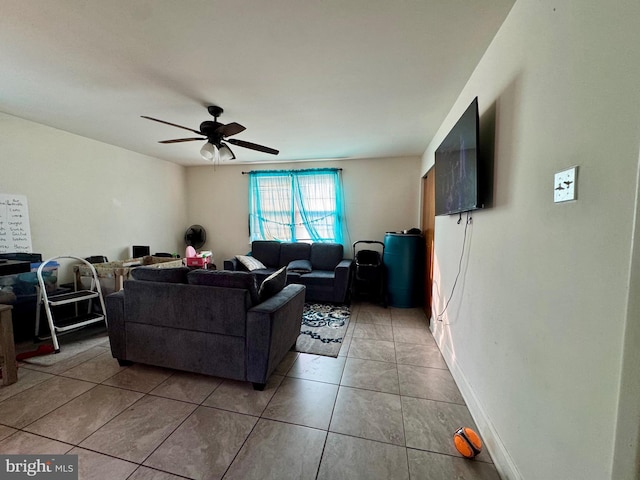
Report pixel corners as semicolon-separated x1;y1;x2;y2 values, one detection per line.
0;194;33;253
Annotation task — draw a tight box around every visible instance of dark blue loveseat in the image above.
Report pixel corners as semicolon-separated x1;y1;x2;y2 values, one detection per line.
224;241;352;304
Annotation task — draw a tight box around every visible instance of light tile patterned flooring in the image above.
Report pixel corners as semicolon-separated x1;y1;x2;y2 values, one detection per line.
0;303;501;480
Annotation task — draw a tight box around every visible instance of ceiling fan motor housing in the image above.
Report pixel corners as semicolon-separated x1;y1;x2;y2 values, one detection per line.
199;121;224;144
207;106;223;118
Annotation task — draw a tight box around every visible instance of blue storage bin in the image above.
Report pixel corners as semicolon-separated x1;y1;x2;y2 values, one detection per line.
383;233;423;308
9;261;61;294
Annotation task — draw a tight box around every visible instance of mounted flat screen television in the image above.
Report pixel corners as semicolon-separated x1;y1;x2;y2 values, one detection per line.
434;97;484;216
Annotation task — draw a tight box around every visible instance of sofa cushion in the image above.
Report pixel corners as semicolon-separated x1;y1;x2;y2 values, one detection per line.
251;241;282;268
131;266;190;284
188;270;259;305
310;243;344;271
258;267;287;303
287;259;312;274
235;255;267;271
280;242;311;265
300;270;336;287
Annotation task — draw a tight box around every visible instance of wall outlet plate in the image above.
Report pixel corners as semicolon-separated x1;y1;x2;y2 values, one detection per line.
554;166;578;203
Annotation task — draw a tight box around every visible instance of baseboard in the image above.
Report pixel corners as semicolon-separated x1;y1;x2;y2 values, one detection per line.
432;328;523;480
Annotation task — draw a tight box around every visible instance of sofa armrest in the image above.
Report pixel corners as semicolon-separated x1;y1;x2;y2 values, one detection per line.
336;258;353;272
333;259;354;303
246;284;305;384
105;290;126;360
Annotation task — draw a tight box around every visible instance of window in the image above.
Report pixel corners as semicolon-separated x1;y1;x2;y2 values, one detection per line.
248;169;344;243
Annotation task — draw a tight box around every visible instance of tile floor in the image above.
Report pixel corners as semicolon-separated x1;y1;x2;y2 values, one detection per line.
0;303;501;480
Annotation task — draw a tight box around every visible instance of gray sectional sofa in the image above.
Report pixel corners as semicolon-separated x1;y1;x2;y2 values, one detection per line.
224;240;352;304
105;266;305;390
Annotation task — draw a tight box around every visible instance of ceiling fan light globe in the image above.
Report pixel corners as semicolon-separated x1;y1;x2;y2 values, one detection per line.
200;142;219;162
219;144;236;162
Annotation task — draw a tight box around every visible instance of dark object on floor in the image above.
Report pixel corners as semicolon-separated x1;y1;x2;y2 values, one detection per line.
351;241;387;307
106;267;305;390
16;344;56;360
8;288;73;342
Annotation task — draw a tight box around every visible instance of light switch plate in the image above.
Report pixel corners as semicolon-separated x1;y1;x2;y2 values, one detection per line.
554;166;578;203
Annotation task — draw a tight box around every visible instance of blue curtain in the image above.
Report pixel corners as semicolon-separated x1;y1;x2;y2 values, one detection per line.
249;172;293;241
294;170;343;243
248;168;344;244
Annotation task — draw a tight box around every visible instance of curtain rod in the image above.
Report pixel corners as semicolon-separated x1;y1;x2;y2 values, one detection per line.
242;168;342;175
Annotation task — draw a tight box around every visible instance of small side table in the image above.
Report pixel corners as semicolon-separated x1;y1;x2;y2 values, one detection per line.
0;304;17;385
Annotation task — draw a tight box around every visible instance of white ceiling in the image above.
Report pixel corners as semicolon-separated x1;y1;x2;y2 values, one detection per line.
0;0;514;166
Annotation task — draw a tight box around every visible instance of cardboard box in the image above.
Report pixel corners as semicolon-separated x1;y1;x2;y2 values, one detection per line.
74;256;184;293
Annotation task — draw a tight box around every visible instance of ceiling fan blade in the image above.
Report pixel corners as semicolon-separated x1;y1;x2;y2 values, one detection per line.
217;122;246;138
159;137;205;144
141;116;203;135
227;138;279;155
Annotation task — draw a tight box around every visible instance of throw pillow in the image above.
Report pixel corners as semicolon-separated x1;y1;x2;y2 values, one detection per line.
258;266;287;303
287;259;312;274
130;266;190;284
188;270;259;305
236;255;267;271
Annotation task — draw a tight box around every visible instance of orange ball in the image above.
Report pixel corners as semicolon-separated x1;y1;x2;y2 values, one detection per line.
453;427;483;458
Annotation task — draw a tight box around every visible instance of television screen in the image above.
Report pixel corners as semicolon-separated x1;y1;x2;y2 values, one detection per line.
434;97;482;216
132;245;150;258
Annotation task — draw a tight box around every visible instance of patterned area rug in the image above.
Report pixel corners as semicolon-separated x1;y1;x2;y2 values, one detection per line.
296;303;350;357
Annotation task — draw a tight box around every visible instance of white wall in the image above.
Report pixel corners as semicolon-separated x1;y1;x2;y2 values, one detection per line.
185;156;421;265
0;112;188;277
613;149;640;480
0;109;419;276
422;1;640;479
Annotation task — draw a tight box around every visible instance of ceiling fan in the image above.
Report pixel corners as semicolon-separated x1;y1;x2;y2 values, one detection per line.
141;105;279;161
